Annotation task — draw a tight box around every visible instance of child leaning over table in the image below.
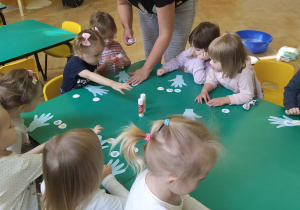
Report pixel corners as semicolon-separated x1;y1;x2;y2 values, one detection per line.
0;69;43;154
41;127;129;210
157;22;220;84
284;70;300;115
90;10;131;75
60;29;132;94
0;105;45;210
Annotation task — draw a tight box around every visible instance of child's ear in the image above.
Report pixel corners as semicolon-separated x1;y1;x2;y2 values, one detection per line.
167;175;178;184
18;104;26;112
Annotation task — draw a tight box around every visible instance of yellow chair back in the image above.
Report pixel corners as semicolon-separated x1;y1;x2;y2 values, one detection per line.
0;58;40;79
254;60;294;106
62;21;82;34
44;21;81;58
43;75;63;101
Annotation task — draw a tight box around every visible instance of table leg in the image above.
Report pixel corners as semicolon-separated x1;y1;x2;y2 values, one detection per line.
34;53;47;81
0;12;6;25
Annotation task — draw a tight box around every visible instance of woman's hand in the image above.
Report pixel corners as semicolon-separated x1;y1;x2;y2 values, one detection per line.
126;67;151;85
285;107;300;115
123;28;134;46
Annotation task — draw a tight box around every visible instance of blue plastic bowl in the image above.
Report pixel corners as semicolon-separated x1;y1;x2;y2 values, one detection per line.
236;30;273;54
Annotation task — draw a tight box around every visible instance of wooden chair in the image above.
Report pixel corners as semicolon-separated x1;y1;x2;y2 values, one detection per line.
0;58;39;79
254;60;294;106
43;21;81;76
43;75;63;101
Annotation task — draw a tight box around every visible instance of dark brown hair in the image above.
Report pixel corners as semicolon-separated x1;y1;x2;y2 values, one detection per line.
0;69;41;111
90;11;117;35
208;32;248;79
189;22;220;51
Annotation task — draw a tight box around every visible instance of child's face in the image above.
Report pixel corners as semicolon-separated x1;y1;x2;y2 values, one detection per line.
81;41;104;65
0;107;17;149
191;46;205;58
210;59;222;72
22;85;43;113
100;30;115;48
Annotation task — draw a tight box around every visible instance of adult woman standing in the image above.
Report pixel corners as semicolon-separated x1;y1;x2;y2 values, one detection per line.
118;0;198;85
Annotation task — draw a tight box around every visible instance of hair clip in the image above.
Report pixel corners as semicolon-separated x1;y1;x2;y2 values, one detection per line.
164;119;169;126
93;27;99;33
145;133;151;141
20;89;27;102
82;33;91;46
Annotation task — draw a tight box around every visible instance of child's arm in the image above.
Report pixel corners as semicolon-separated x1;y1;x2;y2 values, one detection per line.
195;83;214;104
96;59;115;74
92;125;103;134
101;164;129;208
192;60;208;85
284;70;300;114
25;143;45;154
157;49;190;76
79;70;132;94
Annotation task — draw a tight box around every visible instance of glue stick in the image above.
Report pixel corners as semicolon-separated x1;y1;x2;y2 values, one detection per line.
114;54;124;69
138;98;144;117
140;93;146;112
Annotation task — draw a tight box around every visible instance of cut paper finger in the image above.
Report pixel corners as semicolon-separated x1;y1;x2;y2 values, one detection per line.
174;89;181;93
157;87;164;91
73;94;80;98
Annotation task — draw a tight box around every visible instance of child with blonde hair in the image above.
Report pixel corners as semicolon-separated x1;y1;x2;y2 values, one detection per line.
41;128;129;210
0;69;43;154
113;115;221;210
0;105;45;210
60;29;132;94
90;11;131;75
157;22;220;85
195;32;264;106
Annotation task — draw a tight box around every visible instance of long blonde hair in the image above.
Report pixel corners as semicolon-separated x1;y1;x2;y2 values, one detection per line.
113;115;221;181
41;129;103;210
0;69;41;111
208;32;248;79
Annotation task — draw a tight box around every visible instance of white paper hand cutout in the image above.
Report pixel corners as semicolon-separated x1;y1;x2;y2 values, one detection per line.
107;159;126;176
98;135;109;149
168;75;187;88
27;113;54;132
115;70;130;83
83;85;109;97
183;109;202;120
268;115;300;128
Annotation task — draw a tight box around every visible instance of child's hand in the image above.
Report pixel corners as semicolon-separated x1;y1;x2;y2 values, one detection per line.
195;90;211;104
198;52;209;60
102;164;112;178
285;107;300;115
157;68;167;76
92;125;103;134
104;59;115;68
206;97;230;107
111;82;132;95
117;57;125;69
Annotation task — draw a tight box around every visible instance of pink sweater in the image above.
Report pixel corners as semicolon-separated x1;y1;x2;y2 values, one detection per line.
206;67;264;105
162;48;211;84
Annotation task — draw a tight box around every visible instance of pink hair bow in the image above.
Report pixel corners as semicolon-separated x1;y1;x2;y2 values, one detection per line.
82;33;91;46
93;27;99;33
